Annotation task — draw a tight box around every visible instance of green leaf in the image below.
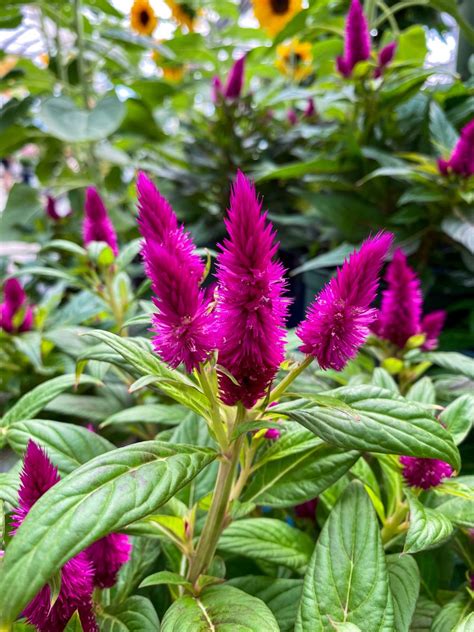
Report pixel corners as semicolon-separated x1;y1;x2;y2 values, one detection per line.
139;570;191;589
409;596;441;631
432;593;473;632
406;378;436;405
0;183;43;241
386;555;420;632
0;442;216;625
287;386;460;470
289;243;354;277
38;94;125;142
429;102;459;156
218;518;314;572
242;435;359;507
228;576;303;632
161;585;279;631
110;536;161;603
97;596;160;632
1;374;100;428
296;482;394;631
435;477;474;527
454;613;474;632
404;491;454;554
421;352;474;379
439;395;474;445
7;419;114;474
372;368;399;394
100;404;190;429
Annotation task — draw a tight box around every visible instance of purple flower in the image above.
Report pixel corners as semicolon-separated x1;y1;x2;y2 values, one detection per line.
373;249;423;348
211;76;224;103
287;109;298;125
337;0;371;78
375;41;396;78
297;233;393;371
0;278;33;334
11;441;97;632
83;187;119;256
439;119;474;177
85;533;131;589
46;195;61;221
224;55;246;100
400;456;453;489
137;172;214;372
303;98;316;118
216;171;289;408
294;498;318;520
421;310;446;351
264;428;281;440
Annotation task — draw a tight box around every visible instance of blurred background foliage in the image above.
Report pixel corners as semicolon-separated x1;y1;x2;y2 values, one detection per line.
1;0;473;346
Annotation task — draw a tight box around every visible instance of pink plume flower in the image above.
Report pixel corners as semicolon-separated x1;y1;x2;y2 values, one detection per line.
224;55;246;100
375;41;397;78
287;109;298;125
11;441;97;632
441;119;474;177
337;0;371;78
421;310;446;350
303;98;316;118
264;428;281;440
46;195;61;221
297;233;393;370
137;172;214;372
216;171;289;408
374;249;423;348
85;533;132;589
83;187;118;256
400;456;453;489
0;278;33;334
211;76;224;103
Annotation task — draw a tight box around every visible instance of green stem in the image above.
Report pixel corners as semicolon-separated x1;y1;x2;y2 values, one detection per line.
268;356;313;404
73;0;89;109
197;368;228;449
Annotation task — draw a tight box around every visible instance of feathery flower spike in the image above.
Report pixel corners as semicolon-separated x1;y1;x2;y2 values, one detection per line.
85;534;132;589
336;0;371;78
224;55;246;100
46;195;61;221
0;278;33;334
216;171;289;408
83;187;118;256
297;232;393;370
439;119;474;177
137;172;214;371
421;310;446;351
11;441;97;632
375;41;397;78
400;456;453;489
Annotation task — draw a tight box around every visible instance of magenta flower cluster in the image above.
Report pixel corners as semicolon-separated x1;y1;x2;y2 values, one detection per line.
83;187;119;256
11;441;131;631
337;0;396;78
212;55;246;102
400;455;453;489
438;119;474;178
373;248;446;350
0;278;33;334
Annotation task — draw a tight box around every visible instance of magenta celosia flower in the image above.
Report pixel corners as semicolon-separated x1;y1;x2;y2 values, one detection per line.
85;533;131;589
374;41;396;78
137;172;214;372
421;310;446;350
83;187;118;256
11;441;97;632
438;119;474;177
224;55;245;100
303;98;316;118
294;498;318;520
337;0;371;78
297;233;393;371
46;195;61;221
264;428;281;440
373;249;423;348
0;278;33;334
470;572;474;590
211;76;224;103
287;109;298;125
400;455;453;489
216;171;289;408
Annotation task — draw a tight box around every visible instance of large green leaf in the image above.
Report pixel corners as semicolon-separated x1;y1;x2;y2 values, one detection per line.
97;595;160;631
432;594;473;632
38;94;125;142
387;555;420;632
404;491;454;554
409;596;441;631
7;419;114;474
161;585;279;631
435;477;474;527
218;518;313;572
429;102;458;156
0;442;216;625
101;404;190;428
228;576;303;632
454;613;474;631
287;386;460;470
421;352;474;380
1;374;100;428
439;395;474;446
296;482;394;631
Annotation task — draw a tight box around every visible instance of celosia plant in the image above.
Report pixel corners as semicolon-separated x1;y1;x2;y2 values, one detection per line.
0;173;472;632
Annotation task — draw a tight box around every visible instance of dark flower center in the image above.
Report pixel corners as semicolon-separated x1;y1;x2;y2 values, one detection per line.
288;52;303;65
140;9;150;25
180;2;197;18
270;0;290;14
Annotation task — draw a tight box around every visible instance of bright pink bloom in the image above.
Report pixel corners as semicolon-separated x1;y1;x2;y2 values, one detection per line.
295;498;318;520
287;109;298;125
337;0;371;78
85;533;131;589
216;171;289;408
421;310;446;350
400;456;452;489
375;41;396;78
264;428;281;440
0;278;33;334
11;441;97;632
46;195;61;221
224;56;246;99
83;187;118;256
374;249;423;348
298;233;393;370
303;98;316;118
137;172;214;372
438;119;474;177
211;76;224;102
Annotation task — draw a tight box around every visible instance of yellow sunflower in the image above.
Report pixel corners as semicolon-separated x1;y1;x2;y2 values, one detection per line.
252;0;302;36
276;39;313;81
166;1;197;31
152;47;185;82
131;0;157;36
